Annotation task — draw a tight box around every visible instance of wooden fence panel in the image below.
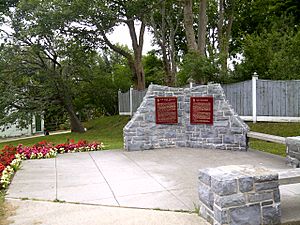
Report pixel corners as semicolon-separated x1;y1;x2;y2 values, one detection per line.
118;90;130;114
132;90;147;112
222;80;252;116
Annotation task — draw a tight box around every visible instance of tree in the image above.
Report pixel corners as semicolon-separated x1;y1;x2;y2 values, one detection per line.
149;0;182;86
233;26;300;81
0;1;91;132
177;52;218;85
182;0;208;55
229;0;300;81
47;0;158;90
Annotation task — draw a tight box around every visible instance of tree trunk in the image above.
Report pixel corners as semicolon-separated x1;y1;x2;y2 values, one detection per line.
52;68;85;133
150;1;177;87
169;23;177;85
127;20;146;90
100;20;146;90
65;102;85;133
183;0;198;52
198;0;207;56
217;0;234;78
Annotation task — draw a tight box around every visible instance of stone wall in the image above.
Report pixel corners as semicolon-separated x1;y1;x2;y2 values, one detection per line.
124;84;249;151
286;136;300;168
198;165;281;225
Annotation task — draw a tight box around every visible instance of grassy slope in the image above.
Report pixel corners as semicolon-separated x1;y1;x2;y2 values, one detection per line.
0;115;130;150
247;122;300;157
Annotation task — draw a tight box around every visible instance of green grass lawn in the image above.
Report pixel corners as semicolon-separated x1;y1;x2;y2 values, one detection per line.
0;115;130;150
247;122;300;137
247;122;300;157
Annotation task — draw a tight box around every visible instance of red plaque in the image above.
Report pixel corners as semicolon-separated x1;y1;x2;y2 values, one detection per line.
190;97;213;124
155;97;178;124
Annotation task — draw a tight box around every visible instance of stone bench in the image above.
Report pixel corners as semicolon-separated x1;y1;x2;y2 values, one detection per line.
198;165;281;225
278;169;300;185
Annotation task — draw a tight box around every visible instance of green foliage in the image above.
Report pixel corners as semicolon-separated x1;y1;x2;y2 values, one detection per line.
177;52;218;85
233;27;300;80
143;51;165;86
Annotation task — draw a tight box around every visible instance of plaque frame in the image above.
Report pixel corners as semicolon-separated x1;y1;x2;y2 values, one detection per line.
190;96;214;124
155;97;178;124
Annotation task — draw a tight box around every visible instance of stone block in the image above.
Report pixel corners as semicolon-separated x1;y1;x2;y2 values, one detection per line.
127;143;143;151
287;144;299;152
213;205;228;224
262;200;273;206
255;181;279;191
262;205;281;225
176;141;187;148
211;178;237;196
248;192;273;203
199;183;214;209
214;121;229;127
289;151;300;160
207;138;222;144
286;156;300;168
230;127;243;134
199;170;211;186
254;173;278;183
223;135;235;144
215;193;246;208
273;189;280;203
238;177;254;192
142;144;154;150
229;204;261;225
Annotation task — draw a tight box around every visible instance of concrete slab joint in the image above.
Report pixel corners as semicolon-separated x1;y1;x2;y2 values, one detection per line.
124;84;249;151
198;165;281;225
286;136;300;168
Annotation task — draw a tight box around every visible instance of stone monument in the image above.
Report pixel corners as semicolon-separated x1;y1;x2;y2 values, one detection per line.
123;84;249;151
286;136;300;168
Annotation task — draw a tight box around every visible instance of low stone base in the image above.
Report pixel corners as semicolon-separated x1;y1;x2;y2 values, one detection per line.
198;165;281;225
286;137;300;168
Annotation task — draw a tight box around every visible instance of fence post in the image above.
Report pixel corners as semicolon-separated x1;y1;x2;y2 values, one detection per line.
130;86;133;116
190;82;193;88
118;89;121;115
252;73;258;123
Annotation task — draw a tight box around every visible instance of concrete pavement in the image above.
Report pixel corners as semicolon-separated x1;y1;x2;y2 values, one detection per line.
6;199;207;225
6;148;300;224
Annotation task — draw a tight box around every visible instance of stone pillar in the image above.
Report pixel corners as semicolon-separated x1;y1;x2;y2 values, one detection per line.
198;165;281;225
286;136;300;168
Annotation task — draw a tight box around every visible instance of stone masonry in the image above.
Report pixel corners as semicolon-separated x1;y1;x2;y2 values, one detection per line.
198;165;281;225
124;84;249;151
286;136;300;168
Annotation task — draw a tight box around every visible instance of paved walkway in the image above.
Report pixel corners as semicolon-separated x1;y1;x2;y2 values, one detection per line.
6;148;300;224
6;199;207;225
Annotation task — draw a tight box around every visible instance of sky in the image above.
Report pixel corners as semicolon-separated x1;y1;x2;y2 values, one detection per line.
1;21;156;55
107;24;156;55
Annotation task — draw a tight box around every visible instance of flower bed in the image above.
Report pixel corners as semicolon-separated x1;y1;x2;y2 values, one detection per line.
0;140;104;188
